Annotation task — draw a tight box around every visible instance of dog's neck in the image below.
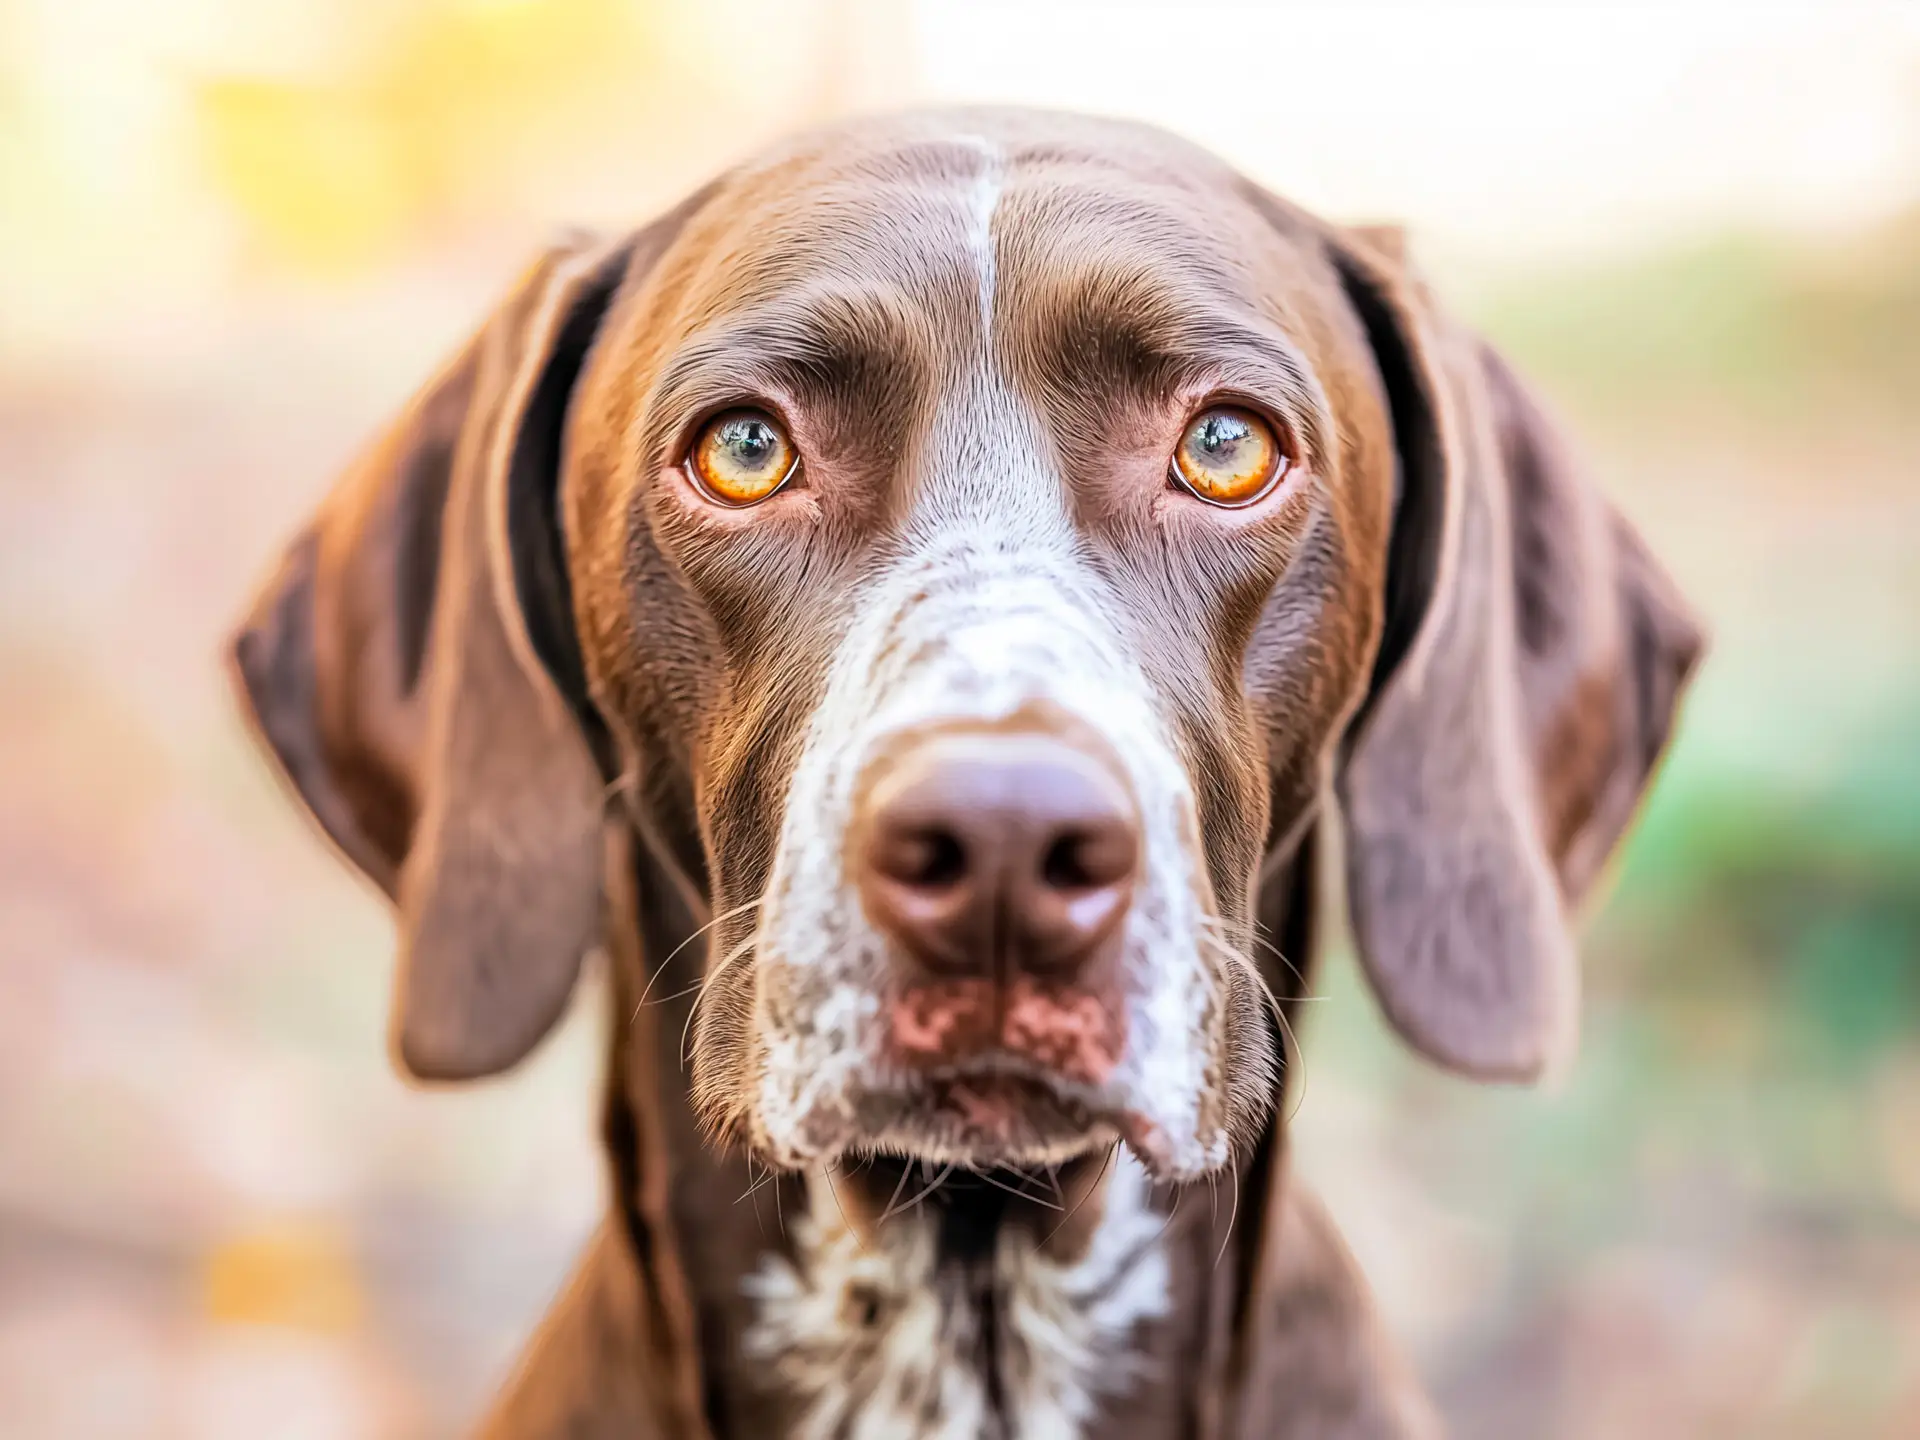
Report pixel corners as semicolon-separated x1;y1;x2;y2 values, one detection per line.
478;827;1432;1440
742;1153;1178;1439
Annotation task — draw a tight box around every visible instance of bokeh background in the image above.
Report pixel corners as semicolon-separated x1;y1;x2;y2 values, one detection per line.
3;2;1917;1435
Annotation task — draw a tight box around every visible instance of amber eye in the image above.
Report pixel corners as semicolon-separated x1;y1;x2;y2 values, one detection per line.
1171;406;1287;506
688;409;798;505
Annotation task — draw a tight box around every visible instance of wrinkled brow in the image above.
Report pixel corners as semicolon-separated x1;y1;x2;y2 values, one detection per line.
1014;267;1334;467
639;284;934;464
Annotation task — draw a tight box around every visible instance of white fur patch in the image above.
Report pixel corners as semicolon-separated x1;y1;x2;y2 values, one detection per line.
744;1152;1170;1439
957;133;1003;336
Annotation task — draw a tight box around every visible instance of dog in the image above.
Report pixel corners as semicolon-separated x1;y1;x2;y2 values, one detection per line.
228;108;1702;1438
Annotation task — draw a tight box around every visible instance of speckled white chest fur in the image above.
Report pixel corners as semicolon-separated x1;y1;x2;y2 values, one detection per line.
744;1151;1171;1440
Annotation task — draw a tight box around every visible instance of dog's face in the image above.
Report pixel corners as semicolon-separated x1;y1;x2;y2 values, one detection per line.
563;115;1394;1179
229;109;1702;1189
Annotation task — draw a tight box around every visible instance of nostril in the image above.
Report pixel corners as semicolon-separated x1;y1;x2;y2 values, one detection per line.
1022;815;1137;974
1040;824;1137;893
1041;832;1096;890
882;827;968;890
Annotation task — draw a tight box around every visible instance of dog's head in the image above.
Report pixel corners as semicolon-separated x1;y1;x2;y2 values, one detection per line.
231;110;1700;1185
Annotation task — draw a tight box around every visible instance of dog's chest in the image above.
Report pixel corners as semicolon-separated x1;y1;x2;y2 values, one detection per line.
744;1155;1170;1440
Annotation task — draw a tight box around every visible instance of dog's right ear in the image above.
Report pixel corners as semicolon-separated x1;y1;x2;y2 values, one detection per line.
229;234;638;1081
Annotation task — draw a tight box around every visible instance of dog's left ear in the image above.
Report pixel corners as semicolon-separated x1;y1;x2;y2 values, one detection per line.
228;234;636;1081
1329;227;1706;1082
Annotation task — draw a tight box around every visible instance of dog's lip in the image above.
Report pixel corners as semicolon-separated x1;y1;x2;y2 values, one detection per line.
823;1055;1147;1168
849;1131;1116;1180
923;1068;1097;1135
902;1052;1106;1122
779;1053;1195;1179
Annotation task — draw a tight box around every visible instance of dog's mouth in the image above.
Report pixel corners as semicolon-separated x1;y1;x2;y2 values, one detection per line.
836;1051;1149;1173
826;1139;1127;1245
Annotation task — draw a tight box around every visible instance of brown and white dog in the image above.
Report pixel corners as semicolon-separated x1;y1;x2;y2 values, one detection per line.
229;109;1702;1438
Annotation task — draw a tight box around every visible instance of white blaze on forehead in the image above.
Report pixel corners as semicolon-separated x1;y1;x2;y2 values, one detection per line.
956;133;1003;338
912;133;1064;546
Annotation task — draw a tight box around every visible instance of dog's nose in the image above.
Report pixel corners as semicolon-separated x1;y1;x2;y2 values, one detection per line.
854;730;1140;978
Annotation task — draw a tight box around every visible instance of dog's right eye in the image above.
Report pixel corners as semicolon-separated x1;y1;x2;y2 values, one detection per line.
688;409;799;505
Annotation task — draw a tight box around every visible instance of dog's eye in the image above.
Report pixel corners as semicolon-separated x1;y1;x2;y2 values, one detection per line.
1171;406;1287;506
688;409;798;505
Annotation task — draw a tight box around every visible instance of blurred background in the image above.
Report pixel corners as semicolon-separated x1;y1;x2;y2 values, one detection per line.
2;1;1916;1435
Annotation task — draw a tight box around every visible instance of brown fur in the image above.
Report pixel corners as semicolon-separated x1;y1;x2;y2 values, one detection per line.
227;108;1702;1436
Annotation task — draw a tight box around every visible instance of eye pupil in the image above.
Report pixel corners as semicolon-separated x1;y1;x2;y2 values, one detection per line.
726;419;772;465
1196;413;1249;459
729;422;768;462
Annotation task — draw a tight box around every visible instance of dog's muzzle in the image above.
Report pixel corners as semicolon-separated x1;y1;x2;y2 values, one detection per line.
739;532;1240;1178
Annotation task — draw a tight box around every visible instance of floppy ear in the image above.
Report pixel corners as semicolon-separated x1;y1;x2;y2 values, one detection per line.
1330;228;1705;1082
229;234;635;1081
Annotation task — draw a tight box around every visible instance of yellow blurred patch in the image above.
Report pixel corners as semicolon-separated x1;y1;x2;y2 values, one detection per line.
193;0;653;272
201;1221;365;1334
197;80;412;270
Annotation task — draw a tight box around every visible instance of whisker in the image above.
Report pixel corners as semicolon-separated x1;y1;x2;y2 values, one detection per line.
1041;1142;1116;1248
736;1158;782;1205
970;1167;1063;1211
634;978;704;1011
632;895;765;1021
1152;1179;1185;1246
821;1164;866;1252
1007;1161;1055;1195
879;1161;952;1225
1201;933;1293;1037
877;1159;916;1228
682;929;760;1068
1202;914;1313;995
1215;1154;1242;1272
742;1154;768;1239
1200;930;1308;1123
896;1162;954;1220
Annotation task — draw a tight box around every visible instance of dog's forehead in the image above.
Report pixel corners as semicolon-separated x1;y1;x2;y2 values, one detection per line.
655;110;1328;342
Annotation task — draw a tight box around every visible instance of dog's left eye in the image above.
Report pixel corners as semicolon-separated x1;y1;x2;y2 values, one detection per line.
688;409;798;505
1171;406;1288;506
